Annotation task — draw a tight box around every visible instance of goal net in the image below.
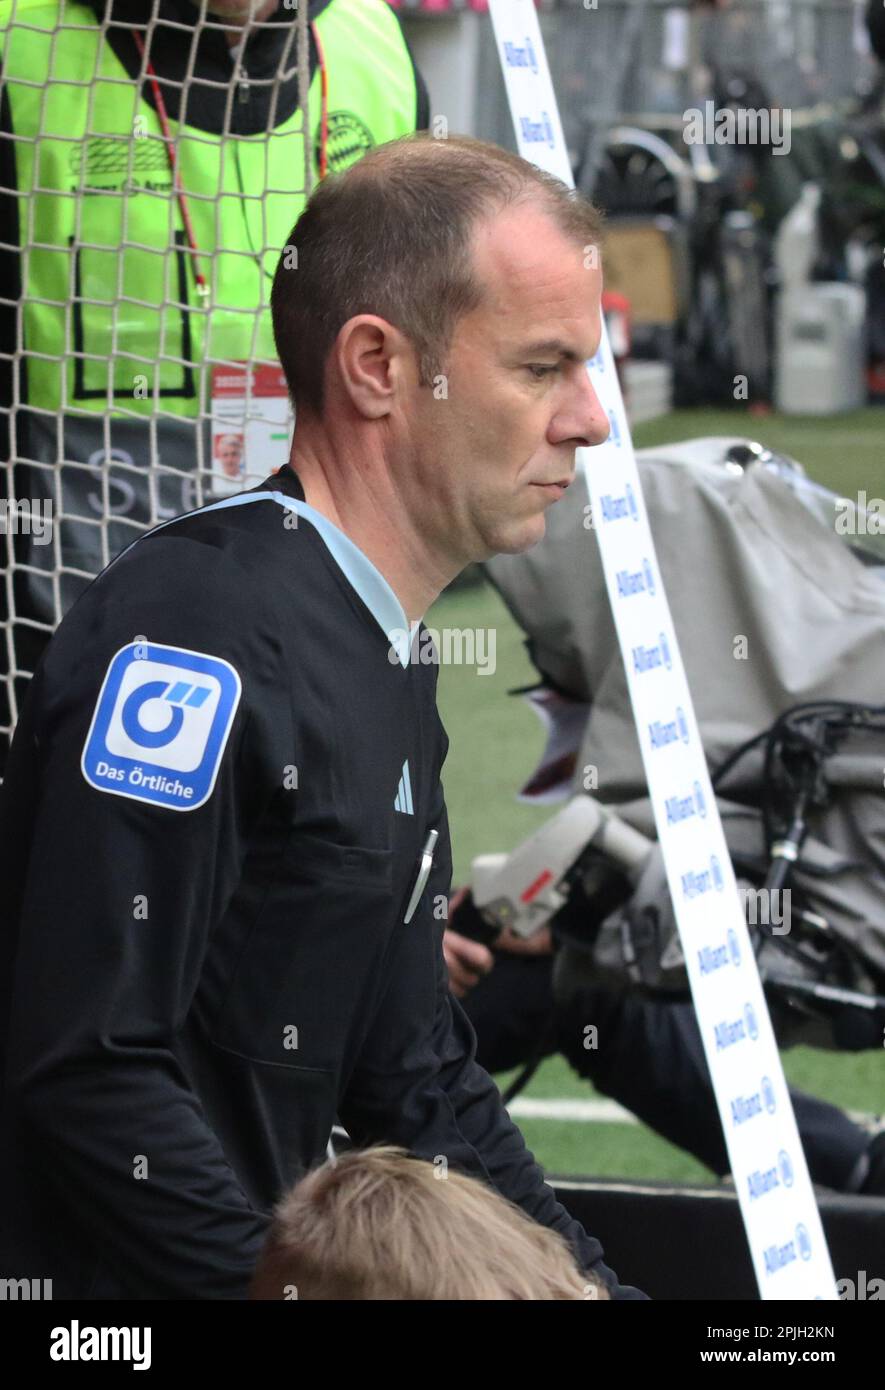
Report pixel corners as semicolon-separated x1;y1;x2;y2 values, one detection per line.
0;0;313;767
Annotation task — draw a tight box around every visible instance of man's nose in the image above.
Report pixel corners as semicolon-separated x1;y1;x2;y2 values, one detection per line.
550;367;611;449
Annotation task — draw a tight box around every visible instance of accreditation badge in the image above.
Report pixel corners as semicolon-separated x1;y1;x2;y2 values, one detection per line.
210;363;293;494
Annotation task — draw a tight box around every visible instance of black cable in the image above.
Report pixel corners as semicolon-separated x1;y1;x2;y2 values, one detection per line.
499;1007;560;1108
712;700;885;1003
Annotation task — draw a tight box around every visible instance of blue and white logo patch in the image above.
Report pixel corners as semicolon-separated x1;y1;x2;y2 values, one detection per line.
81;641;242;811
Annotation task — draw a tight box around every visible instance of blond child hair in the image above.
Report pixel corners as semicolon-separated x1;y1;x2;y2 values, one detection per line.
250;1145;609;1301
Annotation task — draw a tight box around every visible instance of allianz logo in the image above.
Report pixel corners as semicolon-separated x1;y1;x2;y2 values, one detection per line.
698;927;741;976
714;1001;759;1051
616;555;656;598
649;705;689;750
503;37;538;74
747;1149;794;1202
665;779;707;826
599;484;638;523
519;111;555;148
631;631;672;675
680;853;724;899
731;1075;776;1127
764;1223;812;1275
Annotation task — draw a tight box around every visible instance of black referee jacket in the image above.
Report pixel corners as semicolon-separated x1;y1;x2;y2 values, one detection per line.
0;464;645;1300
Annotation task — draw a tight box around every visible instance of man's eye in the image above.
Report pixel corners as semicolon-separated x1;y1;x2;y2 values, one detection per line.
527;364;558;380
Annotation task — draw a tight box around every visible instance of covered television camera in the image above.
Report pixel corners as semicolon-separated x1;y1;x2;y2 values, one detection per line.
467;438;885;1051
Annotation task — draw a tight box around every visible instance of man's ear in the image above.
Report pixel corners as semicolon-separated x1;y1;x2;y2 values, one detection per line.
333;314;413;419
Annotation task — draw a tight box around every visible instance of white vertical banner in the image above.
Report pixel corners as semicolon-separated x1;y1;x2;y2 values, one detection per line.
488;0;836;1300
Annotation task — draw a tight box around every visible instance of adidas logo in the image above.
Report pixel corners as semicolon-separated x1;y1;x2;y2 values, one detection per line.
393;759;414;815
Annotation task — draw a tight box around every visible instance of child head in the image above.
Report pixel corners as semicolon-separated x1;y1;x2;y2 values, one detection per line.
250;1145;609;1301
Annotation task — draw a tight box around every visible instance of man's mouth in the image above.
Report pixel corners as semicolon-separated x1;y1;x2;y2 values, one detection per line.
530;476;573;498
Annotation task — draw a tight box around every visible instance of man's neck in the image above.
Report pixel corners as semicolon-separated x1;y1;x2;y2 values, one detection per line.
288;429;459;628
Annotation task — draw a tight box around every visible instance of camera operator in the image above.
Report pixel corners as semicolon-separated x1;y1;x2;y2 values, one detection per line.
445;891;885;1197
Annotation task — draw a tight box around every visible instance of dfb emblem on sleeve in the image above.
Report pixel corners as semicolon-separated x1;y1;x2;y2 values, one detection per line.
81;641;242;810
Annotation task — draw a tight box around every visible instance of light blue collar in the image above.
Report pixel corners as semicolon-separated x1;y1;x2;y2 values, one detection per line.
103;486;420;668
194;491;418;667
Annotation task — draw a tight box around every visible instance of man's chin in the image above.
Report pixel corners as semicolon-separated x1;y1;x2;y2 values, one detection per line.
482;512;548;559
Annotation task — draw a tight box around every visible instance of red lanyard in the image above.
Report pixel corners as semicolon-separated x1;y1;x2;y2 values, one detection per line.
313;18;328;180
131;22;329;301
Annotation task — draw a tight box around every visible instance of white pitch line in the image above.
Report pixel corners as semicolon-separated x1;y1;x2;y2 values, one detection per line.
506;1097;880;1130
506;1097;638;1124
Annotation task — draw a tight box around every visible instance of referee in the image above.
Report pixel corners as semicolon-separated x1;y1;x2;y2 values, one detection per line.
0;133;640;1299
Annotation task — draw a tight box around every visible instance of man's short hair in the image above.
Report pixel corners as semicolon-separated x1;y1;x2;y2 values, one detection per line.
271;132;605;418
249;1144;608;1300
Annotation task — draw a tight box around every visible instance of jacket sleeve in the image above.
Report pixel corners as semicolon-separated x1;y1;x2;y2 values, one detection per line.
338;779;648;1301
2;536;291;1298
